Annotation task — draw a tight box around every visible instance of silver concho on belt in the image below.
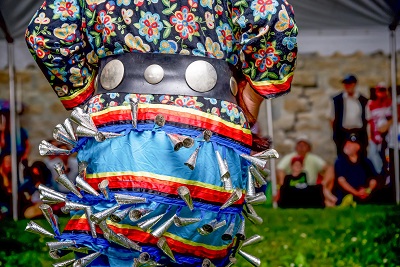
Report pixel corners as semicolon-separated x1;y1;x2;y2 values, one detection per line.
185;60;217;93
144;64;164;84
100;59;124;90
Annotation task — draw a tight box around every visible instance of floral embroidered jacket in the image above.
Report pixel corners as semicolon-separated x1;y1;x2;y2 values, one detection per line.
26;0;298;109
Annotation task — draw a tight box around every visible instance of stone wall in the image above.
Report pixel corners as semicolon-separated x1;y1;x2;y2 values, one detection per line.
1;51;399;165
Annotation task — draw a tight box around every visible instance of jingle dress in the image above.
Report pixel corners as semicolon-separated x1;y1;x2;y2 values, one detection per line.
26;0;297;266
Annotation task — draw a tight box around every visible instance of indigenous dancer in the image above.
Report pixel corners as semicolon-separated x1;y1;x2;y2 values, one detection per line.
25;0;297;266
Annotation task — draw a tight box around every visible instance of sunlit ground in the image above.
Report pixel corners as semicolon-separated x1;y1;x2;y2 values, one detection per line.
1;205;399;267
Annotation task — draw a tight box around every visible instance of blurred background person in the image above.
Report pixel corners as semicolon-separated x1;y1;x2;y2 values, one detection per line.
0;154;12;219
366;82;392;174
334;133;378;205
329;74;368;157
277;134;337;206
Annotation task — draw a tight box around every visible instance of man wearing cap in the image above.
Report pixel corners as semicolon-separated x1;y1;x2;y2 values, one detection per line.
276;135;337;206
329;74;368;156
334;133;377;205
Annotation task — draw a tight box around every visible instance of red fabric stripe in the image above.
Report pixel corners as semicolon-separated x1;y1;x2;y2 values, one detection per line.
61;82;95;110
64;218;231;259
91;107;252;145
248;76;293;96
86;175;244;205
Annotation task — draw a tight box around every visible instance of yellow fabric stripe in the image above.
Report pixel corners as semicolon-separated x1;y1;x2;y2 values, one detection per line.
247;72;293;86
106;220;230;250
90;103;252;135
59;72;96;101
86;170;228;193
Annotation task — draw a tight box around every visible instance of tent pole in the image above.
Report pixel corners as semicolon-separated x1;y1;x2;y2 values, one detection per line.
390;29;399;205
8;42;18;220
266;99;277;208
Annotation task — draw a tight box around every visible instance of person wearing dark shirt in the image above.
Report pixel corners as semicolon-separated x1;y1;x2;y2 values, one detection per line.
334;133;377;205
278;156;324;208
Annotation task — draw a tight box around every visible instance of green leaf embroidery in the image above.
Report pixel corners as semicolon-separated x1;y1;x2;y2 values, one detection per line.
163;27;171;39
251;68;257;79
162;8;173;15
163;20;172;27
260;71;269;80
170;3;177;12
267;72;279;79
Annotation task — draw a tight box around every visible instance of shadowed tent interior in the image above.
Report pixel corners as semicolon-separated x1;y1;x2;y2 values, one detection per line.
1;0;400;220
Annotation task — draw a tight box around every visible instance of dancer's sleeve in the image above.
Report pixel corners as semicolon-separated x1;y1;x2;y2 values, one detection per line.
25;0;98;110
232;0;298;98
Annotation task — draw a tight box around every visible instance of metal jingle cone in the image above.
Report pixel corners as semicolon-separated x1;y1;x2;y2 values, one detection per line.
154;114;165;128
138;252;162;266
25;221;55;238
245;192;267;205
202;258;216;267
137;213;165;232
53;162;65;176
70;107;97;132
75;125;100;139
129;208;153;222
151;214;177;238
223;176;233;191
77;161;88;175
173;216;201;227
129;98;139;129
53;125;77;147
72;251;101;267
47;241;76;251
203;129;212;142
240;154;267;170
238;250;261;267
98;179;110;199
94;131;106;142
85;207;97;238
215;150;230;180
119;234;142;252
62;201;89;214
49;249;73;259
182;136;194;148
198;219;226;236
157;237;175;262
236;219;246;240
75;174;100;196
177;186;194;211
242;234;263;248
252;148;279;160
246;168;256;198
107;231;142;251
243;203;263;225
39;140;70;156
55;174;83;198
90;204;121;225
114;193;146;205
52;259;76;267
225;256;237;267
184;147;200;170
40;190;66;204
110;207;131;223
101;131;122;139
38;184;67;200
220;188;242;210
166;133;184;151
221;222;235;241
249;166;267;186
39;204;60;236
62;118;77;142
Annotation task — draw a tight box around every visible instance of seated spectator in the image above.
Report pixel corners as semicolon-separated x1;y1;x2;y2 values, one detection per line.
334;133;378;205
19;161;52;218
278;156;324;208
276;134;337;206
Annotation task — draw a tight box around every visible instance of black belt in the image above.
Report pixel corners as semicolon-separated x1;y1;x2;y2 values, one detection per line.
96;53;240;104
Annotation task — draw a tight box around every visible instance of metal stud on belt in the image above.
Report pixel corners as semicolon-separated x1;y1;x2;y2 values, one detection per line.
100;59;125;90
144;64;164;84
185;60;217;93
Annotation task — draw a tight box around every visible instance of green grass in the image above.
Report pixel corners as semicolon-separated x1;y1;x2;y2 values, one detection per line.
0;205;399;267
